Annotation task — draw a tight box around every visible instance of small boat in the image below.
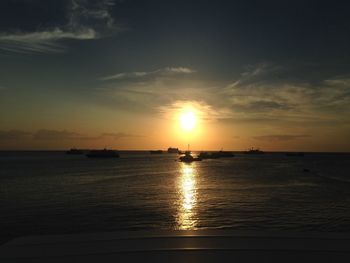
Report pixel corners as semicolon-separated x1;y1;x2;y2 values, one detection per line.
179;151;202;163
86;149;119;158
244;147;264;154
150;150;163;154
167;147;180;154
66;148;84;155
198;152;214;159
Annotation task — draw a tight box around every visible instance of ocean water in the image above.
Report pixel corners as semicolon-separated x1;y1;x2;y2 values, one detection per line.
1;151;350;242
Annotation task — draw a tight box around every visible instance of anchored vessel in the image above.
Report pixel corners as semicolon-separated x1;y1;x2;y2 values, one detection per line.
167;147;180;154
179;150;202;163
245;147;264;154
66;148;84;155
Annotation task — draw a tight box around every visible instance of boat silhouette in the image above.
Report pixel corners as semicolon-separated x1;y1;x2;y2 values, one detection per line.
244;147;264;154
199;150;235;159
167;147;180;154
86;149;119;158
66;148;84;155
179;151;202;162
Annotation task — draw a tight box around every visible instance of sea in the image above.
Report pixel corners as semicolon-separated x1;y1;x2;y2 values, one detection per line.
1;151;350;243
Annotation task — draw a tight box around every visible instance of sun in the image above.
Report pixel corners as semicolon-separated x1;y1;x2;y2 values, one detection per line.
180;111;197;131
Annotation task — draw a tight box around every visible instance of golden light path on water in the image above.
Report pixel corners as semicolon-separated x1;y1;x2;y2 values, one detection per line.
176;162;198;230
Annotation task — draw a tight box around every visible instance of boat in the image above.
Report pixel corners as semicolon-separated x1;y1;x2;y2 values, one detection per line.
66;148;84;155
86;149;119;158
167;147;180;154
198;152;214;159
244;147;264;154
179;151;202;163
199;150;235;160
150;150;163;154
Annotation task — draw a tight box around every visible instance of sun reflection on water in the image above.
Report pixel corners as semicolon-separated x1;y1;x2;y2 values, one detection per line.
176;163;198;230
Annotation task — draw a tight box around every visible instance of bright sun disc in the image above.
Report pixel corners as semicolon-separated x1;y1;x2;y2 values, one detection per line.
180;111;196;131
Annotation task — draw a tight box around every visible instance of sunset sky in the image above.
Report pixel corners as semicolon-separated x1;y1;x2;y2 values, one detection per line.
0;0;349;151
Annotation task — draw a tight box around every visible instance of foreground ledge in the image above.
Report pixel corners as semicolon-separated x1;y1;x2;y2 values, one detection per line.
1;230;350;262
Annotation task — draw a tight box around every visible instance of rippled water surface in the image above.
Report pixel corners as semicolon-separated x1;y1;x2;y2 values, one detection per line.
1;151;350;241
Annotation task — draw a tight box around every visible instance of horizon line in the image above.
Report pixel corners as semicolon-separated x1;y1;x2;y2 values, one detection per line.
0;149;349;154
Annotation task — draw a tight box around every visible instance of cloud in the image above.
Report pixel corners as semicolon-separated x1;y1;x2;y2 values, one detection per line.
100;67;196;81
0;130;32;140
98;63;302;121
94;62;350;128
217;63;350;125
253;134;311;141
0;28;96;54
97;64;288;123
229;62;285;89
164;67;195;74
231;100;291;112
324;76;350;87
94;75;218;117
68;0;116;30
321;76;350;107
158;100;224;122
0;0;121;54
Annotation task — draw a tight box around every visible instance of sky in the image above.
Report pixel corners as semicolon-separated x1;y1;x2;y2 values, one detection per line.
0;0;349;151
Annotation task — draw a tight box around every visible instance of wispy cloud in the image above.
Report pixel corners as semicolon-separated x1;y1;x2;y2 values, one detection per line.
94;62;350;129
219;63;350;124
229;62;285;88
0;28;96;54
0;0;121;54
158;100;225;123
100;67;196;81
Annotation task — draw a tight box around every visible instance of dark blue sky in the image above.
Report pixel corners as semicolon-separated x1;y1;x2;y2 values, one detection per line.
1;1;350;75
0;1;348;70
0;0;349;151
